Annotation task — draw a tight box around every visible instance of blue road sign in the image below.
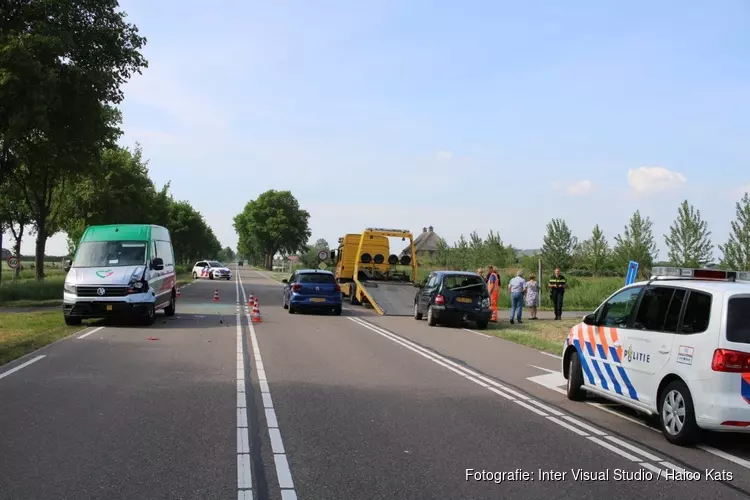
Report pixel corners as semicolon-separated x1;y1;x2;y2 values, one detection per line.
625;261;639;285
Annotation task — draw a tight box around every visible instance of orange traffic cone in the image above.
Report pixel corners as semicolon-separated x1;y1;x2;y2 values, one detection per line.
213;289;220;302
176;287;181;297
247;294;254;308
251;299;262;323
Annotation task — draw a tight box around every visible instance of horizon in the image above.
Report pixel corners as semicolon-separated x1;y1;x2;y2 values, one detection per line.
3;1;749;261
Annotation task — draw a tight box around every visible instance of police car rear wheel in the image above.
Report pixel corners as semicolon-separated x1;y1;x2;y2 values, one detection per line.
659;381;700;446
566;351;586;401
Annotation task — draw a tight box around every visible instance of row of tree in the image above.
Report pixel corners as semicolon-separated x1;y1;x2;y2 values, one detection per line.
233;190;312;269
0;1;226;280
430;196;750;277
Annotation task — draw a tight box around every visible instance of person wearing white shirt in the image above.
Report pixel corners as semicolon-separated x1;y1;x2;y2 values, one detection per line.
508;270;526;324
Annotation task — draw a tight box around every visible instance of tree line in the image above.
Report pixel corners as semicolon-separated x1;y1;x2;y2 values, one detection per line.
233;190;312;269
433;196;750;277
0;1;225;281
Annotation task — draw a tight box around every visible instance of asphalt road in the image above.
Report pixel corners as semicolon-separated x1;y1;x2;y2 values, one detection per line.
1;266;750;499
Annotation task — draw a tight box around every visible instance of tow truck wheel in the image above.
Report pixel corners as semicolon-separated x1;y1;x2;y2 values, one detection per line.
659;380;700;446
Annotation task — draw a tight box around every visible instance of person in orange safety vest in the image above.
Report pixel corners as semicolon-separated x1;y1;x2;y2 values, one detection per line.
486;265;500;322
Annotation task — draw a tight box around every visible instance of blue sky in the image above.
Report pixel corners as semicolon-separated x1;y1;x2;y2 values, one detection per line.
10;0;750;263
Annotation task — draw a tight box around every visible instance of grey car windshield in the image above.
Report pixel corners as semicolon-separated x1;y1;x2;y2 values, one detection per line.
208;261;224;267
73;241;147;268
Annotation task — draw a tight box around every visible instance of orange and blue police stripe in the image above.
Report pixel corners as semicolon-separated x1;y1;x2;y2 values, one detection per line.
741;373;750;405
566;324;639;401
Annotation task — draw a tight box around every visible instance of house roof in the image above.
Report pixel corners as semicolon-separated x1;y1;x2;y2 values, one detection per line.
401;226;441;256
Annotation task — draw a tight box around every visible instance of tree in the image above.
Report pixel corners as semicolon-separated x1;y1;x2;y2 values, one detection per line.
577;224;611;276
313;238;329;250
233;190;311;270
540;218;577;271
217;247;236;262
664;200;713;267
168;200;221;265
719;193;750;271
612;210;658;274
2;0;148;279
0;183;32;278
57;145;167;249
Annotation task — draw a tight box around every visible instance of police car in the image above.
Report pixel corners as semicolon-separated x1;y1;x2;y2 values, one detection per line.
562;267;750;446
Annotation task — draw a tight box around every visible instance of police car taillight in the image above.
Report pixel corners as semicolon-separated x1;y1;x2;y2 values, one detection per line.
711;349;750;372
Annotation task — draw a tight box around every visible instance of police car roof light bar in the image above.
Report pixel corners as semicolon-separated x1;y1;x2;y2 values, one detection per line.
650;266;750;283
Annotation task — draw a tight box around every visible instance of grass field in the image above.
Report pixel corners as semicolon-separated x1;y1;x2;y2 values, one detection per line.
0;310;89;365
0;261;194;307
485;317;577;355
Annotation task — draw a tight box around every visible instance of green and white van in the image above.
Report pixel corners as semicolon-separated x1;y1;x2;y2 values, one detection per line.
63;224;177;326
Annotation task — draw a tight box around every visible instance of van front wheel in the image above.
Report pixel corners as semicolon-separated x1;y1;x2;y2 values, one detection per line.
141;304;156;326
64;315;82;326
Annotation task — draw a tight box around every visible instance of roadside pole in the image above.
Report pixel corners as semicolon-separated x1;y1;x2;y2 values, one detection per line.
537;258;542;308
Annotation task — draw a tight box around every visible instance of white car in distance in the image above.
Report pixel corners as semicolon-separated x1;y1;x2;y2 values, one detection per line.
192;260;232;280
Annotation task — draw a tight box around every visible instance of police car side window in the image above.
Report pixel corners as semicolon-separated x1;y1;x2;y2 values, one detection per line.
632;286;675;332
726;297;750;344
680;290;711;334
599;286;642;328
662;288;686;333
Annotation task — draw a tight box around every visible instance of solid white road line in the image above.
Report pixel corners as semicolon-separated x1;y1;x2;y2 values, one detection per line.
348;316;688;476
238;267;298;499
541;351;562;360
235;276;253;497
77;326;105;339
0;355;45;381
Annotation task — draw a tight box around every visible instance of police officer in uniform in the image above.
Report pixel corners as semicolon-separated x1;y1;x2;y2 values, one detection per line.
548;267;568;320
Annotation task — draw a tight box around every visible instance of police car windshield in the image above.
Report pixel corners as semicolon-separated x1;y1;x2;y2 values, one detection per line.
73;241;147;268
208;261;223;267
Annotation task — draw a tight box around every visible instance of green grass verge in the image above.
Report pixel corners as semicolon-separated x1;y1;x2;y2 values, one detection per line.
0;310;87;365
484;317;578;355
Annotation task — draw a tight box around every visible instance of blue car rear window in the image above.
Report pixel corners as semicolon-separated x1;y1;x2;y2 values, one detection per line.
297;273;335;284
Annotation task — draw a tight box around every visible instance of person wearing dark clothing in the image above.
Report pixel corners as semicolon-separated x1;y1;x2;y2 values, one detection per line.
548;267;568;320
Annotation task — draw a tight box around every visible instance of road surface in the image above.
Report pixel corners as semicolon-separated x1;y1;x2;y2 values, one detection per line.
1;266;750;499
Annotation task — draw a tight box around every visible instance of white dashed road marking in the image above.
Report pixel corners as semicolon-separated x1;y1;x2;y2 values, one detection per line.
0;355;46;381
238;268;298;500
77;326;105;339
349;316;692;478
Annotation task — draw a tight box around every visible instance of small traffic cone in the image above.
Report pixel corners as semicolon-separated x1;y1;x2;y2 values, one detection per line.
213;289;220;302
251;300;262;323
247;294;254;308
176;287;181;297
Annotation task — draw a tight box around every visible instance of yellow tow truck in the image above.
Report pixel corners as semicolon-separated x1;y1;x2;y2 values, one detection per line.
330;228;418;316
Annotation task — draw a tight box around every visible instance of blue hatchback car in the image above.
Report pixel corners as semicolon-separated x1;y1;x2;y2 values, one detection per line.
282;269;343;315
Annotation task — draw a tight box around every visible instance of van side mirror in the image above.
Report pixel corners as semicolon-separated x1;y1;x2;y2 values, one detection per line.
151;257;164;271
330;250;336;261
583;313;596;326
281;279;288;284
63;259;71;272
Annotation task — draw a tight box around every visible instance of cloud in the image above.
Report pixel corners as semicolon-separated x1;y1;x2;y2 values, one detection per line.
435;150;453;162
566;180;593;195
551;180;593;195
627;166;686;195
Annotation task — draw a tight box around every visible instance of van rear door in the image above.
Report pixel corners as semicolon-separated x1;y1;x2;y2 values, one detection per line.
717;293;750;405
440;274;487;312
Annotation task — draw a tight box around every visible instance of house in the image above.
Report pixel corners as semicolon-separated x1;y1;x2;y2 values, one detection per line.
401;226;442;258
1;248;10;260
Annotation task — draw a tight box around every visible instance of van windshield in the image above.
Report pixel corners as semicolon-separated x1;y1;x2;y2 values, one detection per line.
726;297;750;344
73;241;147;268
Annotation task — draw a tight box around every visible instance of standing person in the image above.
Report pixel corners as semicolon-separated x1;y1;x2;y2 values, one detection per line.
486;265;500;322
548;267;568;320
525;273;540;320
477;268;485;281
507;269;526;324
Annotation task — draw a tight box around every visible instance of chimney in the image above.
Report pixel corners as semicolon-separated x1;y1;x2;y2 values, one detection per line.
422;227;427;233
428;225;433;232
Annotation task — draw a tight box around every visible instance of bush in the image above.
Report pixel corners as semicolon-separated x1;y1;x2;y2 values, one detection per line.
0;277;64;303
